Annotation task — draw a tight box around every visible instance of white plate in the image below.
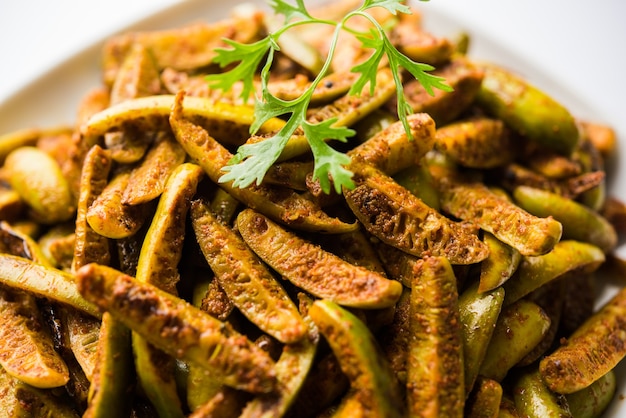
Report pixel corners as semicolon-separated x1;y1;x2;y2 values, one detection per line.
0;0;624;415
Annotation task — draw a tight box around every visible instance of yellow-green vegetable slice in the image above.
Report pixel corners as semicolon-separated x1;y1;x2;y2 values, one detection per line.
309;299;403;418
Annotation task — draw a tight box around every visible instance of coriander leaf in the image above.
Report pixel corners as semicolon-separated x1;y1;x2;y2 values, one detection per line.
361;0;412;16
349;31;385;96
205;38;271;102
303;120;355;194
394;49;452;95
219;117;300;188
269;0;312;23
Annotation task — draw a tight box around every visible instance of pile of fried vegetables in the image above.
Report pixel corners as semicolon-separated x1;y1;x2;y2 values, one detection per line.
0;0;625;416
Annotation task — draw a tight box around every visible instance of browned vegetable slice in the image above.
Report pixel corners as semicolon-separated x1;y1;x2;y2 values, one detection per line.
539;286;626;394
345;163;489;265
72;145;112;272
122;133;187;205
502;240;605;305
348;112;436;176
83;313;133;418
393;55;484;126
75;263;277;393
309;299;403;418
169;91;357;233
236;208;402;309
0;254;100;318
439;179;563;256
464;377;503;418
406;256;464;417
0;286;69;389
85;170;150;240
434;116;516;169
191;200;308;344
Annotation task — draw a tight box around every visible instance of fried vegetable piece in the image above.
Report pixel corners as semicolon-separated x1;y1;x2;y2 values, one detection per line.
476;63;579;155
345;163;489;265
434;117;516;169
191;200;308;343
239;324;317;417
75;263;277;393
0;286;69;389
439;179;562;256
513;185;618;253
81;95;285;143
236;208;402;309
103;6;264;81
309;299;403;418
85;170;150;239
393;56;484;126
0;127;40;164
464;377;503;418
132;163;203;418
390;12;454;66
135;162;203;294
122;133;187;205
478;299;551;382
502;240;605;305
579;120;617;158
379;287;411;383
0;365;79;417
169;92;357;234
512;367;572;418
83;313;133;418
393;162;441;211
478;232;521;292
406;256;464;418
565;370;616;418
4;146;74;224
0;254;99;317
458;282;505;394
60;307;101;382
348;112;436;176
539;286;626;394
72;145;112;272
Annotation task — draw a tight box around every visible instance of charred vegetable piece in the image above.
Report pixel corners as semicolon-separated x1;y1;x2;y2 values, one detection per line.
236;208;402;309
309;299;403;418
434;117;516;169
81;95;285;143
0;254;99;317
479;299;551;382
345;163;489;265
476;63;579;155
239;325;317;417
83;313;133;418
191;200;308;343
75;263;277;393
72;145;112;272
394;56;484;126
393;162;441;211
348;112;436;176
122;133;187;205
0;365;79;417
565;370;616;418
4;146;74;224
512;367;572;418
478;232;521;292
169;92;357;234
502;240;605;305
458;281;505;394
61;307;101;382
513;185;618;253
135;162;203;294
85;170;150;239
406;256;464;417
0;286;69;389
464;377;503;418
132;164;203;417
439;179;563;256
539;286;626;394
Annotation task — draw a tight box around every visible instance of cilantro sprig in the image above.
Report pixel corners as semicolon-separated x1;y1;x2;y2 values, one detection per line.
206;0;451;194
